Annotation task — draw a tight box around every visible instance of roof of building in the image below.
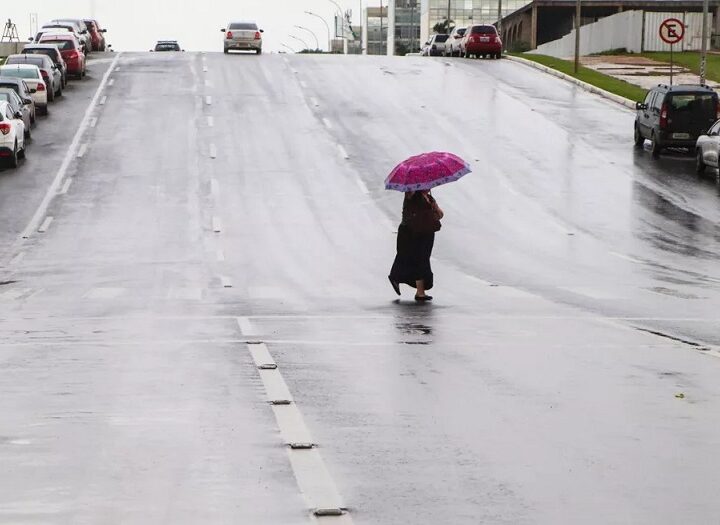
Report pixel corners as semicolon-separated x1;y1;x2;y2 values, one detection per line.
504;0;720;20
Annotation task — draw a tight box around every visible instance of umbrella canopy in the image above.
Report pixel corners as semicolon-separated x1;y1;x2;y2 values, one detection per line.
385;152;471;192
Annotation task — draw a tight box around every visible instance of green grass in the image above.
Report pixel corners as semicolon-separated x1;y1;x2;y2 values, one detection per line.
0;57;5;66
510;53;648;102
639;52;720;83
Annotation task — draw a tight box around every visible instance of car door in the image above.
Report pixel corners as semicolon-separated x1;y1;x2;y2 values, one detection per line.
702;121;720;167
638;91;655;137
5;104;23;148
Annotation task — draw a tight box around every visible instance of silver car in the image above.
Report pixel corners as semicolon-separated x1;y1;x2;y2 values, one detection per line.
221;22;263;54
695;119;720;174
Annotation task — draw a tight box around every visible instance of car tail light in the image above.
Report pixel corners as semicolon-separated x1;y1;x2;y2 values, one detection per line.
41;70;50;82
0;123;11;135
226;31;233;39
659;103;668;129
254;31;261;40
36;83;45;92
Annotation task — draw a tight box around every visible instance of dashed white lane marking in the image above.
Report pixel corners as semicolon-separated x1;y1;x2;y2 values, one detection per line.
291;68;299;74
237;316;257;336
89;117;98;128
322;118;333;130
212;216;222;233
205;95;212;105
58;178;73;195
216;249;225;262
17;52;121;240
209;143;217;159
38;216;53;233
311;97;320;107
355;178;369;195
207;116;214;127
210;178;220;197
300;80;308;88
337;145;349;160
99;95;107;105
205;79;212;87
247;339;350;519
76;143;88;159
203;64;208;72
609;251;644;264
220;276;233;288
108;78;115;86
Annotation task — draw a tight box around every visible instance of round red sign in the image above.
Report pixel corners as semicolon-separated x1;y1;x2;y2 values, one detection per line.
659;18;685;45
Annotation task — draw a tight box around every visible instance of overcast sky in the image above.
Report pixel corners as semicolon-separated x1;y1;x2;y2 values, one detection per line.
3;0;378;52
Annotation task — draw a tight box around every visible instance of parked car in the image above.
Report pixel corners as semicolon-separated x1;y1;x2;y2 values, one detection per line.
0;88;32;137
5;54;62;99
0;78;36;123
694;118;720;173
36;25;87;54
444;27;467;57
48;19;92;54
634;84;719;158
83;19;108;52
0;65;48;115
21;44;68;87
0;100;27;168
38;34;86;79
152;40;183;52
461;24;502;59
421;34;449;56
221;22;263;54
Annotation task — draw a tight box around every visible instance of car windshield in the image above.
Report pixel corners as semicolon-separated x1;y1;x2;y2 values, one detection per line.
8;57;45;67
0;82;20;94
0;68;39;79
41;40;74;50
156;43;180;51
670;94;716;115
0;92;15;103
456;28;467;36
471;26;496;35
435;35;449;42
229;23;258;30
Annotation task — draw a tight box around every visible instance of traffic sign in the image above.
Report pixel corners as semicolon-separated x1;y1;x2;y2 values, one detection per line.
659;18;685;45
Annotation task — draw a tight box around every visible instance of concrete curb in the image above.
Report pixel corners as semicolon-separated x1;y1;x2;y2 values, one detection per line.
505;55;637;111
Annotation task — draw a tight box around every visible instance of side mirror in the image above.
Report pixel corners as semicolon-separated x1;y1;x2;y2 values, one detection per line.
23;98;32;105
29;88;37;93
220;28;226;32
260;29;264;33
636;102;647;111
101;29;107;33
15;112;23;119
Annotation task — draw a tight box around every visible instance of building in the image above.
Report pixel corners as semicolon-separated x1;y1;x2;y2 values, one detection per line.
419;0;533;44
500;0;720;51
364;2;422;55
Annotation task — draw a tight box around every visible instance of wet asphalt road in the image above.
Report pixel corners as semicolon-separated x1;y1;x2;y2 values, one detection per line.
0;52;719;524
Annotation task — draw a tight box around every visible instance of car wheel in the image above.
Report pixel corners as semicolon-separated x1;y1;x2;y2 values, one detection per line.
633;125;644;147
24;126;31;139
18;143;25;160
224;48;229;54
650;132;662;158
696;149;707;174
256;49;262;55
7;142;18;168
57;85;63;97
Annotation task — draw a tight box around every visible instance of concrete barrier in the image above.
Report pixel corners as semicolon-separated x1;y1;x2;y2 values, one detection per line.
0;42;24;57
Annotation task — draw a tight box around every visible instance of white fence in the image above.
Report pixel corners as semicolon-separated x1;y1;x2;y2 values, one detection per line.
529;11;712;58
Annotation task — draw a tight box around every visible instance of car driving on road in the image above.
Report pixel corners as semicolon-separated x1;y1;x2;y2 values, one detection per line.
461;24;502;59
0;65;49;115
421;34;449;56
634;84;719;158
5;54;63;100
0;100;27;168
222;22;263;54
21;44;68;87
0;88;33;138
152;40;183;52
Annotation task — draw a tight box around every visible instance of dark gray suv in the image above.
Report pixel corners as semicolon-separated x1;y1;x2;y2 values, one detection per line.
634;84;718;158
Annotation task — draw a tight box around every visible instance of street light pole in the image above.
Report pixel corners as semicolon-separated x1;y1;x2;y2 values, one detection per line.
295;25;320;51
574;0;581;73
289;34;310;51
701;0;709;85
305;11;331;52
327;0;348;54
281;43;297;53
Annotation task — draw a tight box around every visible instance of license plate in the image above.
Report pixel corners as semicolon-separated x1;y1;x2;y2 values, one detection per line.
672;133;690;139
480;37;490;42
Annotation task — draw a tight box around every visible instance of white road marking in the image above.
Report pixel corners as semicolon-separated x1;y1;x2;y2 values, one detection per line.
609;251;644;264
17;53;121;240
216;249;225;262
76;144;88;159
247;342;350;518
322;118;333;130
210;178;220;196
99;95;107;105
337;145;349;160
291;68;299;74
355;178;369;195
108;78;115;86
212;216;222;233
311;97;320;107
203;65;208;72
38;216;53;233
237;317;257;336
207;115;214;127
220;276;233;288
58;178;73;195
300;80;308;88
89;117;98;128
205;79;212;87
209;143;217;159
205;95;212;105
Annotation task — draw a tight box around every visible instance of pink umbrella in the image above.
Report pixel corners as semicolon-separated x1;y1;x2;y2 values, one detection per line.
385;152;471;192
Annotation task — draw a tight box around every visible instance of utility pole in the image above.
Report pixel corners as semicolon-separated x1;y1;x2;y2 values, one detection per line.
380;0;384;55
447;0;451;33
497;0;503;49
574;0;581;73
701;0;709;85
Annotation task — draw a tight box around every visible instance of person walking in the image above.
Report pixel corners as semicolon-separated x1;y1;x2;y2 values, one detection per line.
389;190;443;301
384;151;471;302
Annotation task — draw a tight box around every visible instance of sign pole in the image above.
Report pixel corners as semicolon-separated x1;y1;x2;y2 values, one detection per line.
701;0;709;85
659;18;684;86
670;43;673;86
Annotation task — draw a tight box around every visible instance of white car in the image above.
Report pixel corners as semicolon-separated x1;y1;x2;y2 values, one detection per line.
0;64;48;115
695;118;720;174
222;21;263;54
0;100;27;168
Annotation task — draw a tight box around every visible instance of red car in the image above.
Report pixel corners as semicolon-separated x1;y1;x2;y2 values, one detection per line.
83;19;107;52
461;24;502;59
38;34;86;78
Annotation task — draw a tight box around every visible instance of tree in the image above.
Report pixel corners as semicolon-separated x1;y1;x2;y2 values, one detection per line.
432;19;455;35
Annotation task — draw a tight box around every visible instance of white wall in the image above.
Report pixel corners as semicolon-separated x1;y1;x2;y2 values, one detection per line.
529;10;712;58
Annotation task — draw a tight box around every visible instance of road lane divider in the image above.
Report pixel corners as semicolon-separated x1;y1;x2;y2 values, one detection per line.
311;97;320;107
216;249;225;262
207;116;214;127
209;144;217;159
37;216;53;233
212;216;222;233
58;178;73;195
108;78;115;87
300;80;308;88
203;65;208;72
99;95;107;105
322;118;333;130
237;316;257;336
17;53;121;241
205;95;212;106
246;340;351;521
89;117;98;128
337;145;349;160
220;276;233;288
76;144;88;159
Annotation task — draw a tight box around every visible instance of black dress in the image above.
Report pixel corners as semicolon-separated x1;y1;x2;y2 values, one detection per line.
388;193;436;290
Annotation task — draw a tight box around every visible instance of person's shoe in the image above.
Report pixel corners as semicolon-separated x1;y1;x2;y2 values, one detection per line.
414;295;433;302
388;277;401;296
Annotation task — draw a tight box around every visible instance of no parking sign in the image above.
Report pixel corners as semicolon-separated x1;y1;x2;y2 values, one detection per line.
659;18;685;45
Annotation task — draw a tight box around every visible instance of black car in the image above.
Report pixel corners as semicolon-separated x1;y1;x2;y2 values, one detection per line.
22;44;68;87
152;40;183;52
634;84;719;157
